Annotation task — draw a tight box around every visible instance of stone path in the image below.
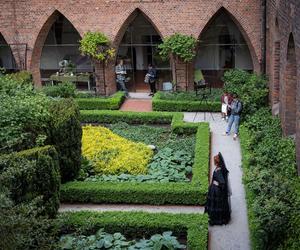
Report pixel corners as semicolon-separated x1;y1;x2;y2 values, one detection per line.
184;112;250;250
59;204;204;214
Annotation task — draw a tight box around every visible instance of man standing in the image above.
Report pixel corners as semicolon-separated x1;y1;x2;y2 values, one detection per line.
115;59;128;97
223;93;242;140
147;64;157;96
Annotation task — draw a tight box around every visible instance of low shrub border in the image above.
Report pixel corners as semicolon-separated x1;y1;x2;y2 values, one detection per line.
61;112;210;205
240;110;300;250
80;110;174;124
58;211;208;250
75;91;125;110
152;92;220;112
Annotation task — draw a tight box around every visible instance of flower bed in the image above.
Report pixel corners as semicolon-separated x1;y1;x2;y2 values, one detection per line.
82;125;152;175
80;123;195;183
61;111;210;205
58;211;208;250
152;91;221;112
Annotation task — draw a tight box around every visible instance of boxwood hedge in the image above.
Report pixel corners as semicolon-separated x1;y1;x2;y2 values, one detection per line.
76;91;125;110
58;211;208;250
0;145;60;217
61;111;210;205
152;91;220;112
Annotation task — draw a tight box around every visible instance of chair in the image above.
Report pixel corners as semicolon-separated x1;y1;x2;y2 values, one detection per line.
194;69;208;96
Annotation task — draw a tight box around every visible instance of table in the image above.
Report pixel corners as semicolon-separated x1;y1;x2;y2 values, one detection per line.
50;74;91;90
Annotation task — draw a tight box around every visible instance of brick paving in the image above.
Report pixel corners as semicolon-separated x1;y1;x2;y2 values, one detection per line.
119;98;153;112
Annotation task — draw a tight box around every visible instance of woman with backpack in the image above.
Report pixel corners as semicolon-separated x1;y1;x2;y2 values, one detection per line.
223;93;243;140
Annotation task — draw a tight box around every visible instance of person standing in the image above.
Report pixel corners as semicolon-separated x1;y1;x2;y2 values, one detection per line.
221;91;233;121
205;153;231;225
115;59;128;97
147;64;157;96
223;93;242;140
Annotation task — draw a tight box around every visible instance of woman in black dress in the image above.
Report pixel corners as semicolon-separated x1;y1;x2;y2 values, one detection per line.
205;152;231;225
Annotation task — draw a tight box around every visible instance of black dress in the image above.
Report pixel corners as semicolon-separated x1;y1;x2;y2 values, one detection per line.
205;167;231;225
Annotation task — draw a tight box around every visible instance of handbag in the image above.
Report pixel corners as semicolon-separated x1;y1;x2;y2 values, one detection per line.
144;74;150;84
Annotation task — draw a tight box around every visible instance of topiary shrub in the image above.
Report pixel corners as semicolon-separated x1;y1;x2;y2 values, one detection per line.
0;146;60;217
47;98;82;182
42;82;76;98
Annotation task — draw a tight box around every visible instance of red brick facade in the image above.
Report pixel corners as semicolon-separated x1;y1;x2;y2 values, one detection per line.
266;0;300;174
0;0;262;93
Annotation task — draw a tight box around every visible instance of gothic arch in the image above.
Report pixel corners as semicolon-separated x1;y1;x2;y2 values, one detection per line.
113;8;163;51
282;33;297;136
0;32;17;71
30;10;82;86
198;7;259;73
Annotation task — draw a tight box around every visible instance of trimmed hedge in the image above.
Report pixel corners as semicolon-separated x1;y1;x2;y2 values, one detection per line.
240;109;300;250
76;91;126;110
48;99;82;183
58;211;208;250
80;110;174;124
61;119;210;205
153;92;220;112
0;146;60;217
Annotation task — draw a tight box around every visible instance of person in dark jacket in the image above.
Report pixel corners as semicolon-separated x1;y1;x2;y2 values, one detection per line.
223;93;242;140
146;64;157;96
205;153;231;226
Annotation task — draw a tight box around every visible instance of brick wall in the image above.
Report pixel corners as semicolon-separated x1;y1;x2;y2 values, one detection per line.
266;0;300;174
0;0;262;93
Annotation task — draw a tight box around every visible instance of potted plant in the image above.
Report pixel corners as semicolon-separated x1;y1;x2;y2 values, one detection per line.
158;33;197;91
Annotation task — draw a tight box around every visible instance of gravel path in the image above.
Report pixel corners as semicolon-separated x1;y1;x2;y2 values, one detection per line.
59;204;204;214
184;112;250;250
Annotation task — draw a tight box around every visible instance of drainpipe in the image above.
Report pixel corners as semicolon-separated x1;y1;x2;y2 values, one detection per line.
261;0;267;74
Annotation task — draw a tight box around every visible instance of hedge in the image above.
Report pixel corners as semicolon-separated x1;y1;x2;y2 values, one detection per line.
0;146;60;217
76;91;126;110
58;211;208;250
61;121;210;205
240;109;300;250
48;98;82;183
80;110;174;124
152;92;220;112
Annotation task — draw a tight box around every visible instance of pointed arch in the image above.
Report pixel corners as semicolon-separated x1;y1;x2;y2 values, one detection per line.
113;8;163;50
30;10;83;86
112;8;170;92
0;32;17;71
282;33;297;136
197;7;259;73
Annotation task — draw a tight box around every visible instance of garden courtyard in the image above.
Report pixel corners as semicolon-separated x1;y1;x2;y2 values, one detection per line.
0;68;299;250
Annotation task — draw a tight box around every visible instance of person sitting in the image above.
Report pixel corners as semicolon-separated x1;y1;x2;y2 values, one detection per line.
205;152;231;226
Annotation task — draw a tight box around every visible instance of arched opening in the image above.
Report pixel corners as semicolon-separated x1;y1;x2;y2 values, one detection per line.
40;13;93;89
195;9;254;87
0;33;17;73
273;17;281;106
116;10;171;92
283;34;297;136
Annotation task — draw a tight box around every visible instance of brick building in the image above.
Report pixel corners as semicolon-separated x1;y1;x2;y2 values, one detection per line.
0;0;299;171
266;0;300;173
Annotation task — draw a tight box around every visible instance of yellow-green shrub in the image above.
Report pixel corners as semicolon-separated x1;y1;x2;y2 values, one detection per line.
82;126;153;175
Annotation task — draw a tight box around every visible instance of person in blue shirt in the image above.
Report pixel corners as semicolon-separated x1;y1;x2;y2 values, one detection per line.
223;93;243;140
